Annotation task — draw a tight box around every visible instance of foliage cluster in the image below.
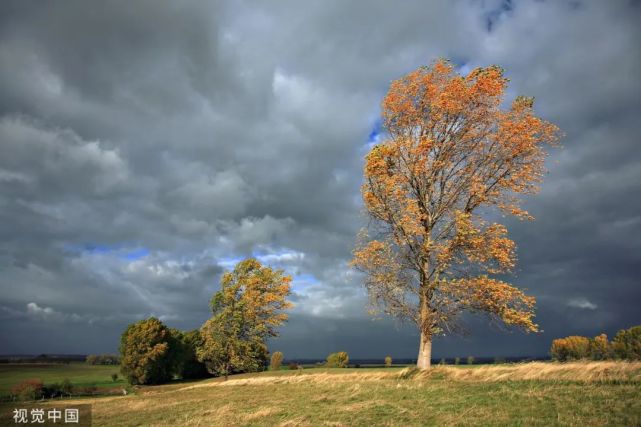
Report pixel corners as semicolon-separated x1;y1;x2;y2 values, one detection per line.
10;379;43;401
120;258;291;384
196;259;291;379
551;326;641;361
612;326;641;360
119;318;180;385
326;352;349;368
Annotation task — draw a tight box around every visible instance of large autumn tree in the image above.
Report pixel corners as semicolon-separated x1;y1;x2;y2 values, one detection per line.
197;258;292;378
352;59;560;369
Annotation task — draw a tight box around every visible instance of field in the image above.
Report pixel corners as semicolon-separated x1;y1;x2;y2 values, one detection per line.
2;361;641;426
0;363;125;395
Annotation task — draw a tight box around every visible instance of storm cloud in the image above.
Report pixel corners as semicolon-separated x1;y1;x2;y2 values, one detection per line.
1;0;640;359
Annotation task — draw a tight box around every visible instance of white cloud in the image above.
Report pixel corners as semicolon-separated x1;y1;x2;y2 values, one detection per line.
567;297;597;310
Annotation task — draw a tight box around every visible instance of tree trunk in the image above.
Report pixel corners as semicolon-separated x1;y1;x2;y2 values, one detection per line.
416;330;432;369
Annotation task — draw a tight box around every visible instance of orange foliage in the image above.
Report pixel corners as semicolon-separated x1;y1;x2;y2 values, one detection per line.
551;336;591;361
352;59;560;352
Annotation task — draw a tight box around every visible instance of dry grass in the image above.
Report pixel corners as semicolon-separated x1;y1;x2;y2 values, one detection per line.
4;362;639;426
180;371;398;391
179;361;641;392
400;360;641;383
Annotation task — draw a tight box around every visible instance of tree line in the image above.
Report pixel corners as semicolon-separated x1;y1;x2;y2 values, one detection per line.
85;354;120;365
551;325;641;361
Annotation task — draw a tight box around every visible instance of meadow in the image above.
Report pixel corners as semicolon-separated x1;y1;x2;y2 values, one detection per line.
2;361;640;426
0;363;126;395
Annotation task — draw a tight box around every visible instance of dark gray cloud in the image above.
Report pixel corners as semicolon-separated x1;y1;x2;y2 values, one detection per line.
1;0;640;359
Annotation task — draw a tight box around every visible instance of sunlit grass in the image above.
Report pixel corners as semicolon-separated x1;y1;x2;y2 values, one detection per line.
6;361;637;426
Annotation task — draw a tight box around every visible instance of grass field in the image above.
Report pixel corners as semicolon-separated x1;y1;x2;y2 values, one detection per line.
2;361;640;426
0;363;126;395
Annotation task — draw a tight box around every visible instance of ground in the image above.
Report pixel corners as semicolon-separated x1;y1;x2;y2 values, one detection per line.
2;362;641;426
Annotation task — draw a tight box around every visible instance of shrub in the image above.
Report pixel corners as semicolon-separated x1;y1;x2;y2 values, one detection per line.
111;373;119;382
119;317;180;385
493;356;506;364
11;379;44;401
467;356;475;365
270;351;284;371
43;383;61;399
439;358;446;365
454;357;460;365
85;354;98;365
288;362;299;370
612;325;641;360
384;356;392;367
326;352;349;368
589;334;611;360
550;336;591;361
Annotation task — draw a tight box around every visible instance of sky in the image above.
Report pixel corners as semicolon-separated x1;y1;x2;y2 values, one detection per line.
1;0;640;360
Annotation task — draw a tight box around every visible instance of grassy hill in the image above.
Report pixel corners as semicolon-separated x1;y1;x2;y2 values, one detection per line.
3;361;640;426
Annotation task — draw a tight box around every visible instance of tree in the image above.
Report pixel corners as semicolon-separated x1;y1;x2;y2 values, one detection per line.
352;59;560;369
270;351;284;371
197;258;292;379
550;336;591;361
326;351;349;368
119;317;180;385
612;325;641;360
589;333;611;360
384;355;392;367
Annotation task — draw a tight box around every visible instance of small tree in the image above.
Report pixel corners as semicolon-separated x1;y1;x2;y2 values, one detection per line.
270;351;284;371
550;336;591;361
384;355;392;367
454;357;460;365
467;356;475;365
85;354;98;365
119;317;180;385
197;259;292;379
612;325;641;360
326;352;349;368
589;334;611;360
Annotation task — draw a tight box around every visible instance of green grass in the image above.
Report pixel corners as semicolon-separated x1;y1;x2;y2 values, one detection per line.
2;363;640;425
0;363;126;394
